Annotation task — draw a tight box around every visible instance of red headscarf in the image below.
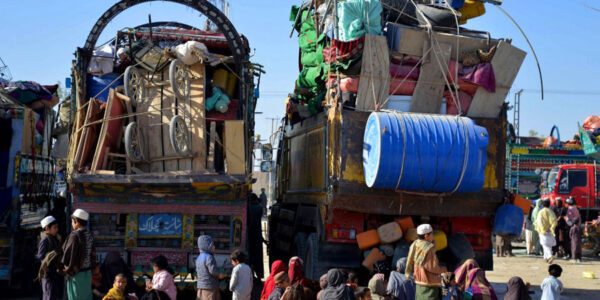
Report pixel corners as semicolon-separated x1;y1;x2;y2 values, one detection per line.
261;260;287;300
288;256;308;287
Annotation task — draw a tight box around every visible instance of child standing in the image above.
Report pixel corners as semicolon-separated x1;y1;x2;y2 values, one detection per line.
37;215;64;300
229;250;253;300
197;235;222;300
541;264;563;300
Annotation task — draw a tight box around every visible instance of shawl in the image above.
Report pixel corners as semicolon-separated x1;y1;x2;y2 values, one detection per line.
387;258;415;300
504;276;530;300
530;200;543;225
319;269;354;300
369;274;388;300
261;260;287;300
535;208;557;235
408;239;434;267
454;259;497;300
289;257;308;287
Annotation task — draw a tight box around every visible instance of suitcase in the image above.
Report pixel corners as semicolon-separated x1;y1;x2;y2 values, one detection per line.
378;222;403;244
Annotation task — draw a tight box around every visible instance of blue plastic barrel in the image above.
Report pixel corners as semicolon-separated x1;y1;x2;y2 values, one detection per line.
362;111;489;192
493;204;524;236
87;73;123;102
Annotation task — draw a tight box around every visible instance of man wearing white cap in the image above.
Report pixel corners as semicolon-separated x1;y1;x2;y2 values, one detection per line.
37;215;64;300
62;209;96;300
405;224;446;300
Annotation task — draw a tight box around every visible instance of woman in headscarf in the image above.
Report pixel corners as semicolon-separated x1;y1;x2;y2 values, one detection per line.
530;199;544;255
368;274;389;300
261;260;287;300
453;259;497;300
504;276;531;300
99;252;137;297
289;257;308;287
387;258;415;300
319;269;354;300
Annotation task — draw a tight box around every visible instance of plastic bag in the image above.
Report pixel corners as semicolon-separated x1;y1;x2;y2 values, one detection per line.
88;44;114;76
174;41;210;65
337;0;383;42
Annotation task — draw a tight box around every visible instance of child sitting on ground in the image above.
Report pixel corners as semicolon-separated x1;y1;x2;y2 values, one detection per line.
103;273;136;300
541;264;563;300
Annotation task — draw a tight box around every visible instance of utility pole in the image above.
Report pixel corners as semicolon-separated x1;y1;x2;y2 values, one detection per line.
266;117;279;145
513;89;523;143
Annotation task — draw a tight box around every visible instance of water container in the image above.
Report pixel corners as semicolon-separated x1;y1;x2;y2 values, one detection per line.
363;112;489;192
87;73;123;102
493;204;524;236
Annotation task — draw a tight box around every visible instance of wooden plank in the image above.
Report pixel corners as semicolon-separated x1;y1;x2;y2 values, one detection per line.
189;63;206;171
21;108;33;154
91;89;125;172
394;24;499;59
161;69;178;172
75;99;102;172
467;41;527;118
356;34;390;111
224;120;245;175
410;42;451;113
207;121;216;171
147;71;165;173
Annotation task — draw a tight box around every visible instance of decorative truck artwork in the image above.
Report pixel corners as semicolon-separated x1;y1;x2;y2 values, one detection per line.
138;214;183;237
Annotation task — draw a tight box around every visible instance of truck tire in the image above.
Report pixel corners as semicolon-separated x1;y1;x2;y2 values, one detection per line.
292;232;307;262
305;233;328;280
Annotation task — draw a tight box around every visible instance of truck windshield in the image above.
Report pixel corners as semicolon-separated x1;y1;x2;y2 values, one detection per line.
548;168;559;192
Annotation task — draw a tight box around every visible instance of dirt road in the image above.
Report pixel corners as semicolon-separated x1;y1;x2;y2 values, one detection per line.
487;252;600;299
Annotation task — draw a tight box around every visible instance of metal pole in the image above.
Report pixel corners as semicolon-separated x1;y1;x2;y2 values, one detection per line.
513;89;523;143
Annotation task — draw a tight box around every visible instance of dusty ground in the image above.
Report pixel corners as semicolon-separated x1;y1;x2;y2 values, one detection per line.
487;250;600;299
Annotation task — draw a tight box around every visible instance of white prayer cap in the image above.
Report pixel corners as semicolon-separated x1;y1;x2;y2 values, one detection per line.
72;208;89;221
40;216;56;228
416;224;433;235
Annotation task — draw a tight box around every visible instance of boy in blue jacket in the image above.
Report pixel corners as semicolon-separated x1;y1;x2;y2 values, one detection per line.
197;235;223;300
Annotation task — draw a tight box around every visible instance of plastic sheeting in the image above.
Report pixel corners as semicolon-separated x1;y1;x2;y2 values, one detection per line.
337;0;383;42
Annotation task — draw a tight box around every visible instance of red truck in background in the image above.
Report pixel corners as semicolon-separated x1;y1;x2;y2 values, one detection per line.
542;163;600;255
542;164;599;220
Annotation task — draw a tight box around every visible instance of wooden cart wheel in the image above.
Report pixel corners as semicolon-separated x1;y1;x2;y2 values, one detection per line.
169;59;191;101
125;122;145;162
124;66;144;106
169;115;190;156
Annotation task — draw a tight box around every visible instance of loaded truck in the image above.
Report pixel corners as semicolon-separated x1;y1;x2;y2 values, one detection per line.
66;0;260;292
0;87;61;291
268;0;526;278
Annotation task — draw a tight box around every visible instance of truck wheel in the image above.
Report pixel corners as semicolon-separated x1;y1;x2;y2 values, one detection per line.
292;232;307;262
304;233;328;280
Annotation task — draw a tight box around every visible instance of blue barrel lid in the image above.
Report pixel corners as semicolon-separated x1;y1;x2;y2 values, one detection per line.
363;113;382;187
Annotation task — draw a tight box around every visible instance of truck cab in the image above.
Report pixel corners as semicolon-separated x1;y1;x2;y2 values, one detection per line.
544;164;600;219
